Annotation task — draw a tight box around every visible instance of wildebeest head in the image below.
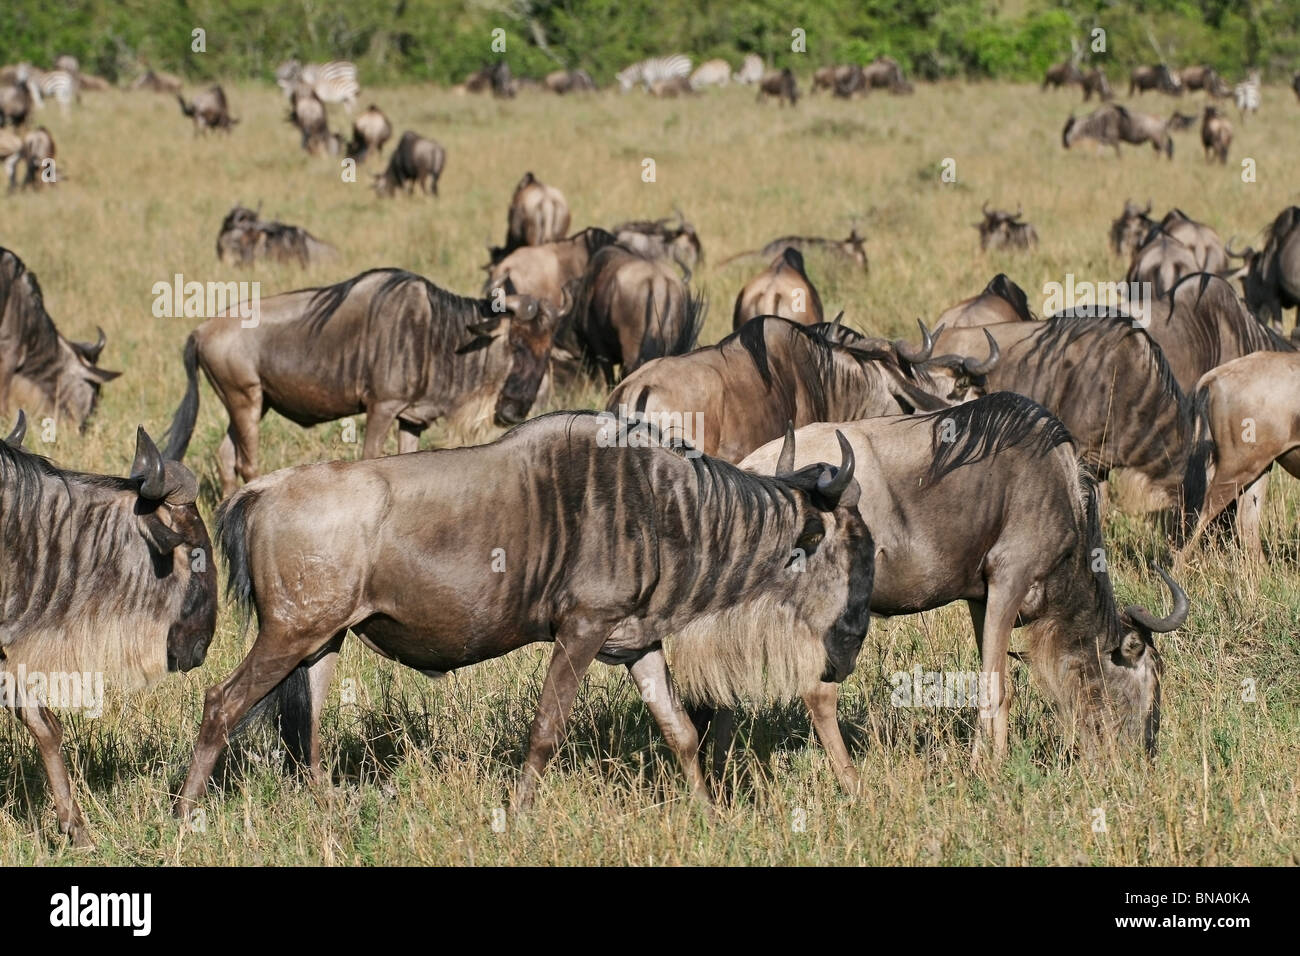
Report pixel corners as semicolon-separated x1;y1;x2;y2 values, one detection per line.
975;202;1037;251
465;281;566;426
1110;198;1155;257
1227;207;1300;328
923;325;1001;400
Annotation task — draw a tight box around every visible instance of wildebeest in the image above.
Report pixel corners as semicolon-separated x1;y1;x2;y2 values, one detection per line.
5;126;55;191
830;65;867;98
812;65;839;93
1127;230;1201;299
862;55;911;93
1180;65;1224;94
650;76;694;98
935;314;1196;508
722;230;868;273
1201;105;1232;163
975;202;1039;252
733;248;824;330
1153;208;1228;273
735;395;1187;785
1111;200;1156;258
131;68;183;93
0;248;119;430
373;130;445;197
1063;104;1173;158
483;226;616;312
345;104;391;162
177;85;237;133
566;245;706;384
756;68;798;106
0;80;33;127
608;317;989;463
1081;68;1113;101
612;210;703;274
936;274;1034;328
1227;207;1300;332
1167;110;1199;131
286;83;339;155
162;269;561;494
2;423;218;846
1130;64;1183;96
173;410;872;817
488;172;571;266
1042;61;1084;90
544;69;596;94
1181;351;1300;557
215;205;337;268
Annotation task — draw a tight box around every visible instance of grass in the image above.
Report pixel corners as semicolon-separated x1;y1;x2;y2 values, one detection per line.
1;80;1298;865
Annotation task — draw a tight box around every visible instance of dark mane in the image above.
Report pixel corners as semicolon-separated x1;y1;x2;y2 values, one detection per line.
301;268;484;337
986;273;1033;321
1081;468;1123;639
926;392;1074;484
1166;272;1294;354
0;248;65;384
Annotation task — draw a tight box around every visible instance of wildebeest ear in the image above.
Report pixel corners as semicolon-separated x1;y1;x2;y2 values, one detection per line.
501;275;519;297
81;364;122;383
137;511;185;556
5;409;26;448
131;427;167;500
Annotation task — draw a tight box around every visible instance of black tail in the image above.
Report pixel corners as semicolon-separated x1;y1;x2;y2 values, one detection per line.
162;334;200;461
1180;386;1214;541
218;488;313;768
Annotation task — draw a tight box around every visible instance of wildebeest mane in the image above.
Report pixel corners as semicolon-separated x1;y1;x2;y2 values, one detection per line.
926;392;1074;485
986;273;1034;321
1165;272;1294;356
0;248;65;384
300;268;486;339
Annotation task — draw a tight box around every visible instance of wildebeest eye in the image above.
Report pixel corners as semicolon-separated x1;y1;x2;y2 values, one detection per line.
794;518;826;557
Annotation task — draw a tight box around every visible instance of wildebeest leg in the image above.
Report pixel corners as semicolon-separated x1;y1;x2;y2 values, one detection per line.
362;401;401;458
15;703;91;847
176;625;336;819
1235;472;1269;559
1181;470;1259;558
304;633;345;782
216;430;238;497
968;587;1023;766
804;681;860;793
511;619;606;812
626;647;709;802
397;420;423;454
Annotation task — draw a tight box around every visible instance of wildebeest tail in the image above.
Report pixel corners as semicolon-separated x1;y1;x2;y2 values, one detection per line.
1180;385;1214;539
162;333;200;461
219;487;315;768
176;93;194;117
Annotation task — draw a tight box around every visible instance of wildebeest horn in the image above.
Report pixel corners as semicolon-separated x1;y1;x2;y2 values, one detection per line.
962;328;1000;376
894;318;936;363
1224;237;1247;258
1125;566;1189;633
5;410;26;447
131;426;167;500
815;431;856;506
1144;198;1153;214
776;421;796;476
73;326;107;363
981;199;990;216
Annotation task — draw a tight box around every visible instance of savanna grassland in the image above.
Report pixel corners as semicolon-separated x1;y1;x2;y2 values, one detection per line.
1;79;1298;865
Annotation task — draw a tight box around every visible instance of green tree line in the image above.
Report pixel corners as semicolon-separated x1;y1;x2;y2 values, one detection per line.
2;0;1297;86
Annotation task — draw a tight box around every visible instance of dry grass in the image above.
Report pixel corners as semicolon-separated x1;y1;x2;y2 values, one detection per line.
1;81;1298;865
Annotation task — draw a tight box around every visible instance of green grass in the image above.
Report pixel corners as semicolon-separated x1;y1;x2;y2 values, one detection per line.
1;81;1298;865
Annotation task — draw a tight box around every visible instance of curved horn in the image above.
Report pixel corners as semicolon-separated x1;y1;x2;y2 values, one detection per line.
74;326;107;363
775;420;796;476
1125;566;1190;633
130;426;167;500
5;410;26;447
981;199;990;216
1144;198;1153;215
893;318;935;364
815;431;856;506
1224;236;1247;258
962;328;1001;376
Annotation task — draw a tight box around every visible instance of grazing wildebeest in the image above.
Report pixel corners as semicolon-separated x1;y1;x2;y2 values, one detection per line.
1081;68;1113;101
935;314;1196;508
286;83;339;155
650;76;694;98
131;69;183;94
1042;61;1083;90
1201;105;1232;164
0;129;20;183
1154;208;1227;273
862;55;911;93
722;230;868;273
812;65;838;93
0;80;33;127
757;68;798;106
487;172;571;266
1180;65;1221;93
831;65;867;98
611;211;703;274
483;227;616;312
1167;110;1198;131
173;410;873;817
1227;207;1300;332
608;317;987;462
162;269;561;494
975;202;1039;252
177;85;237;133
1111;199;1157;258
215;205;337;268
0;248;119;429
936;274;1034;328
1127;229;1201;299
373;130;445;197
732;395;1186;787
689;59;731;89
543;69;595;94
1063;104;1173;158
6;126;55;191
566;245;706;384
733;248;824;330
345;104;391;162
2;423;218;846
1130;64;1182;96
1181;351;1300;557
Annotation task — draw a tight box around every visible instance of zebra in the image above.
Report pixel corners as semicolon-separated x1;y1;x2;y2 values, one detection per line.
616;54;692;92
733;54;765;85
15;66;79;113
1234;70;1261;122
275;59;360;111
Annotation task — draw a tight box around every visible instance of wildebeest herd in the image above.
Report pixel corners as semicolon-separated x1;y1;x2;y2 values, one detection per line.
4;50;1300;853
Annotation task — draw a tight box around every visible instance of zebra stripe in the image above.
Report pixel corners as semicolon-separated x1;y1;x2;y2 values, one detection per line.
617;55;692;91
276;60;360;107
1234;72;1260;117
